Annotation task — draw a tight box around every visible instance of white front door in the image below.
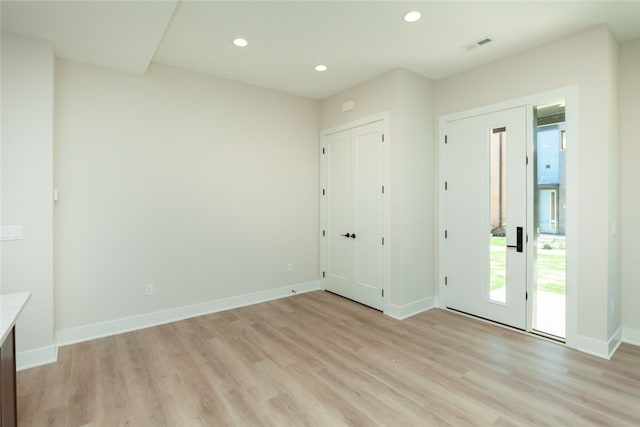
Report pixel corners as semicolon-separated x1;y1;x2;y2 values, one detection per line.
443;107;527;329
323;121;384;310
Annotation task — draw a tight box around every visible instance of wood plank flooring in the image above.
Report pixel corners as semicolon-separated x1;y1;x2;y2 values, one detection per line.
17;291;640;426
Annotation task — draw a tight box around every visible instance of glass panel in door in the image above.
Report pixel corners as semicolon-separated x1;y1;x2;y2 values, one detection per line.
489;127;507;303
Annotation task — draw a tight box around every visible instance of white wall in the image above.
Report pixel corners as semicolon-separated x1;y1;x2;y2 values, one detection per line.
606;33;620;342
434;25;620;352
620;39;640;344
54;60;320;331
321;69;436;311
393;72;437;306
1;33;56;363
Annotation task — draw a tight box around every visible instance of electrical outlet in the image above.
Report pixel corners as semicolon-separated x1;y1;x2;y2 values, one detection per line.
287;263;293;272
145;283;154;296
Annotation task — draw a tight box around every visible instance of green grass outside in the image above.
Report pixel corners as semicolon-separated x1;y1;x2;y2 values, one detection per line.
490;236;566;295
489;238;506;291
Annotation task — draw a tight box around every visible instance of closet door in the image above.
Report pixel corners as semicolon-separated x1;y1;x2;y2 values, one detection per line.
323;121;384;310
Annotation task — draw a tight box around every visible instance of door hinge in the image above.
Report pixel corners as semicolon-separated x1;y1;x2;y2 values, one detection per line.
445;230;448;239
382;134;385;142
322;188;326;196
445;276;448;286
322;230;325;237
381;185;385;194
323;271;326;278
382;289;384;297
526;234;529;243
526;156;529;165
445;135;448;144
322;147;325;155
445;181;448;191
526;291;528;301
382;237;385;245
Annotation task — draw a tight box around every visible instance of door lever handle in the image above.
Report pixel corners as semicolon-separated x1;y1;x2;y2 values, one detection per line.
516;227;523;252
350;233;356;239
506;227;523;253
341;233;352;238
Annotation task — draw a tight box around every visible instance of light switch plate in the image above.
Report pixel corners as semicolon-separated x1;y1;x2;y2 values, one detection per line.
0;225;23;241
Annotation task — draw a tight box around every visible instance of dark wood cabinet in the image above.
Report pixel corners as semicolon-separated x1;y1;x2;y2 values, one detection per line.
0;293;31;427
0;327;17;427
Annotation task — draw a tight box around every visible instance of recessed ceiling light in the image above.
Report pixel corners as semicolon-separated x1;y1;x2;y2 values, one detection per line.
315;64;328;72
232;38;248;47
403;10;422;23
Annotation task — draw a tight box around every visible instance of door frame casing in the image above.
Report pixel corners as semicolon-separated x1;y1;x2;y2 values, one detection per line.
320;112;391;314
437;87;578;349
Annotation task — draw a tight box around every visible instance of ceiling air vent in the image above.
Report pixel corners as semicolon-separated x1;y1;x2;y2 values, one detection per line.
476;37;492;46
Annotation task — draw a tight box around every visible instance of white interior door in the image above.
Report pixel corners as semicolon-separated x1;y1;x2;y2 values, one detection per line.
324;121;384;310
443;107;527;329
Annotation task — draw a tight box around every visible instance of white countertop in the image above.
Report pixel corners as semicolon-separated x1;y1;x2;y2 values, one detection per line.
0;292;31;345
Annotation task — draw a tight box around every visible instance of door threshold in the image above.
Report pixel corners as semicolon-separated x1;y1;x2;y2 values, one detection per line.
445;307;567;347
530;330;566;344
446;307;525;331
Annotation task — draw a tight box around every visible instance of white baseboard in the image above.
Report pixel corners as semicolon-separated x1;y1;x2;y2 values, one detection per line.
608;327;622;359
575;328;622;360
17;344;58;371
56;280;321;347
386;296;437;320
575;334;609;359
622;327;640;346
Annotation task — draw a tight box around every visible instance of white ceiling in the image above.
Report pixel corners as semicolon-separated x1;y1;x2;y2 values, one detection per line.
1;0;179;75
2;1;640;99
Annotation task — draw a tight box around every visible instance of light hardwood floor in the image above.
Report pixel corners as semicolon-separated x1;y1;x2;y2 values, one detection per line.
17;291;640;426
